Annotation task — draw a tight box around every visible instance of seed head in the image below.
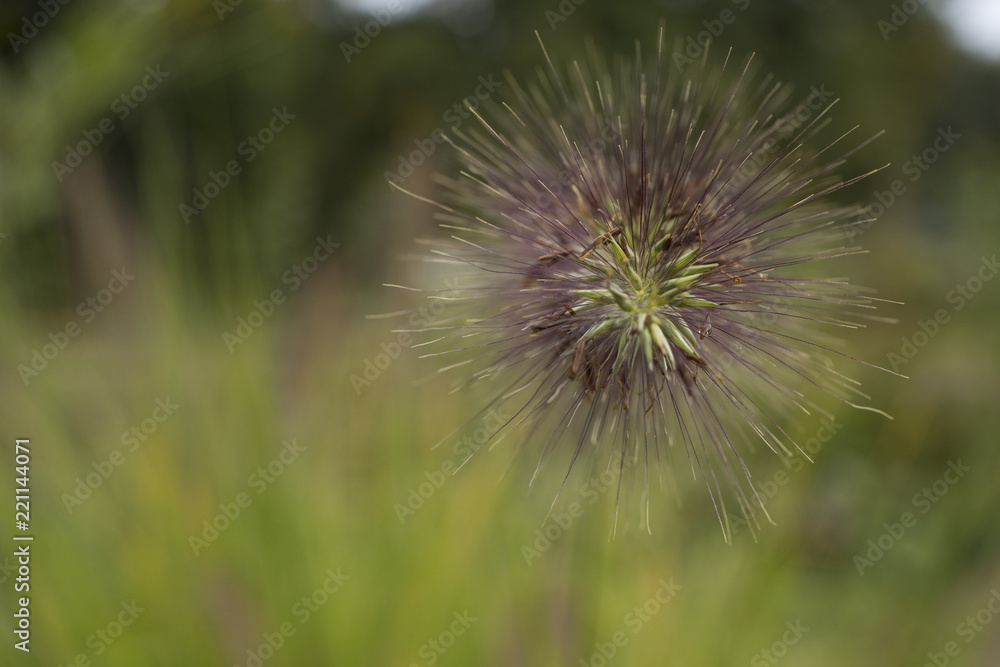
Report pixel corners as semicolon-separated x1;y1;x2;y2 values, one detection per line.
395;30;898;540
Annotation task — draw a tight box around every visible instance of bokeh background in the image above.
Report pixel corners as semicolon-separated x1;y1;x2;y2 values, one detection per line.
2;0;999;664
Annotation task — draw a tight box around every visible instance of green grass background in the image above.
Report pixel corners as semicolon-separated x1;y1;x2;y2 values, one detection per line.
2;0;1000;664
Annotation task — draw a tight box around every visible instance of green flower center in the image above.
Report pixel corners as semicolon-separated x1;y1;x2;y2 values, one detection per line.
570;235;720;372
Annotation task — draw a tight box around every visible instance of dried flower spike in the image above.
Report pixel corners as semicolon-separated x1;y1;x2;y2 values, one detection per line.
394;30;900;540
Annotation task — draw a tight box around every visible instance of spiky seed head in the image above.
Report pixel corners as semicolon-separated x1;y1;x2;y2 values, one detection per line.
397;30;897;540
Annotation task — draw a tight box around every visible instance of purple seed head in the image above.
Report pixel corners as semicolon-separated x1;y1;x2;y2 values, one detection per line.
396;31;897;540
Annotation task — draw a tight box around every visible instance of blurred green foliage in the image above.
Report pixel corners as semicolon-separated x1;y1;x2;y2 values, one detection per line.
1;0;999;665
